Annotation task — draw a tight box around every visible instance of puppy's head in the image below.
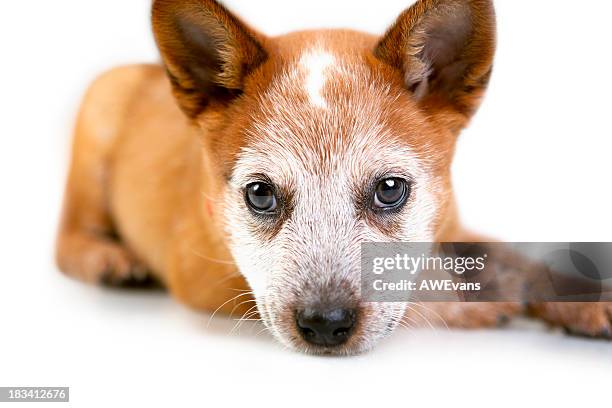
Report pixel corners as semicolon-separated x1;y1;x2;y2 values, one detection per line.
153;0;496;354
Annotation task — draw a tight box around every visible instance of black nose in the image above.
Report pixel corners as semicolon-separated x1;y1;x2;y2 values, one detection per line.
296;308;356;347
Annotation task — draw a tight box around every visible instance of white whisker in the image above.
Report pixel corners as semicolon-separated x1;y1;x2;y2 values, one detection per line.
407;302;449;330
206;291;253;328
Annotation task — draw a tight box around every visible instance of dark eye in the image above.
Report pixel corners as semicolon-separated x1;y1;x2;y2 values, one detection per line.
373;178;409;209
246;182;277;213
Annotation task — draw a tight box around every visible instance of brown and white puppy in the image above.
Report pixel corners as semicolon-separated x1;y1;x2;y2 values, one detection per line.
56;0;612;355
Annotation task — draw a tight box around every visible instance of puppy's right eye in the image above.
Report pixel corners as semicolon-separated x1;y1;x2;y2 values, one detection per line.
245;182;277;213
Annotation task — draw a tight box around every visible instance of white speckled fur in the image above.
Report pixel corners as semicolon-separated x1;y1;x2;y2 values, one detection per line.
223;46;440;353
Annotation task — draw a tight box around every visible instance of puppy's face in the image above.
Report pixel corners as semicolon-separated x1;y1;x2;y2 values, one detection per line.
153;0;496;354
223;45;449;354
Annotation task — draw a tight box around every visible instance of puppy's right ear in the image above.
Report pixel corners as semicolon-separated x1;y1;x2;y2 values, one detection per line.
152;0;268;118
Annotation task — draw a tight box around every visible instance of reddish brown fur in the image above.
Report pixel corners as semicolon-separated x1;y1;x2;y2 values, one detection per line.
56;0;612;340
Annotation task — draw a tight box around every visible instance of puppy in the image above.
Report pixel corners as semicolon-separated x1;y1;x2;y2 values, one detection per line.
56;0;612;354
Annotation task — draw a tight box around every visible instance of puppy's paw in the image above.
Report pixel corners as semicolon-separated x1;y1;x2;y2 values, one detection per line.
530;302;612;339
416;302;523;329
57;235;149;285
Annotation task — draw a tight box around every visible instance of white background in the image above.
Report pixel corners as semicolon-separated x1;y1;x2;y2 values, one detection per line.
1;0;611;407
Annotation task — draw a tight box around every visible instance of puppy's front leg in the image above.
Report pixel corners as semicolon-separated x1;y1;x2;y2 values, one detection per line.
410;302;524;329
529;303;612;338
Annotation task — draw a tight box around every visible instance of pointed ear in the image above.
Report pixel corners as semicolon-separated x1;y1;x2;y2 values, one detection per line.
374;0;496;128
152;0;268;118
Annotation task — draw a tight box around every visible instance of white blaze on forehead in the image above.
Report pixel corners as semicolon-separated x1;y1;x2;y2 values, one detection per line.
300;49;335;108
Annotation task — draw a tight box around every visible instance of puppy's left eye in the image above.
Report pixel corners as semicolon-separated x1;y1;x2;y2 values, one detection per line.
373;178;409;209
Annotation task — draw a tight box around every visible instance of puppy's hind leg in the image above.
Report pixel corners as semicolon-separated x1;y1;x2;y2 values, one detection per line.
56;67;150;285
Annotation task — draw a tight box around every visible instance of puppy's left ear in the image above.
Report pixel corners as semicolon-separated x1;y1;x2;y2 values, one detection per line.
375;0;496;130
